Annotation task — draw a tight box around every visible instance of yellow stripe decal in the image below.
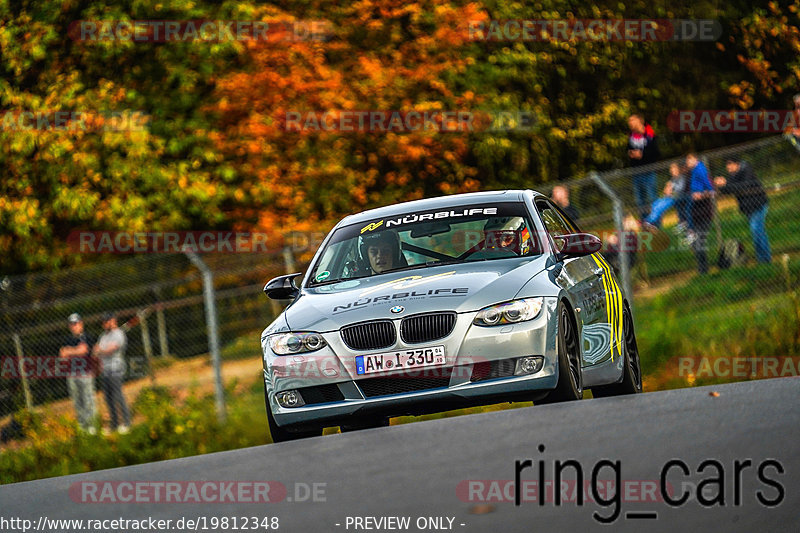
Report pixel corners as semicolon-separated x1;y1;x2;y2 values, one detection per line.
598;254;620;358
591;254;615;361
596;253;624;359
594;253;615;358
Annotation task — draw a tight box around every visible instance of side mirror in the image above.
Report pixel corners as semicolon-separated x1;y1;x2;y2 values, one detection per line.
553;233;602;260
264;272;302;300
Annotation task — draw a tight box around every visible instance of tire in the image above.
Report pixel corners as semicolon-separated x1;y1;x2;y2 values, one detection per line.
592;302;643;397
264;384;322;443
540;301;583;403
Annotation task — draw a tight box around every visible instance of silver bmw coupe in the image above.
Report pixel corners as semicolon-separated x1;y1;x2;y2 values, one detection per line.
261;190;642;441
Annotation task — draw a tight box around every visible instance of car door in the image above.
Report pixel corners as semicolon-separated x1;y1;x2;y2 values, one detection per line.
535;199;610;366
552;201;623;365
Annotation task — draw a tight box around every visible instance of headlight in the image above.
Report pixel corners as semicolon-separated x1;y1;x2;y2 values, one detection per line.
473;298;543;327
268;332;327;355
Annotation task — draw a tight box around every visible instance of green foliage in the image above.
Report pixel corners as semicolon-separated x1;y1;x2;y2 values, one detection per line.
0;1;246;272
636;258;800;389
2;0;799;274
0;383;267;484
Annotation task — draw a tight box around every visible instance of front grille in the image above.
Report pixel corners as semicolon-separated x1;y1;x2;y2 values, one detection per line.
400;312;457;344
357;371;453;398
298;384;345;405
341;320;396;351
470;358;517;382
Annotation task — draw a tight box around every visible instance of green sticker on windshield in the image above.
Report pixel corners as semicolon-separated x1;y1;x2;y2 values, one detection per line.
315;271;331;282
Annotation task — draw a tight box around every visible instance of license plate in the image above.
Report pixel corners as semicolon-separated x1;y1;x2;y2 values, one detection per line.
356;346;446;376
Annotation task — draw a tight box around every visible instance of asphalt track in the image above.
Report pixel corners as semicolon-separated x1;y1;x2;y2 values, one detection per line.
2;378;798;533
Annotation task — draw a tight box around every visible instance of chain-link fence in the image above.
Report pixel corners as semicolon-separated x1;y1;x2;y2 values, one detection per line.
0;249;295;428
545;134;800;387
546;134;800;294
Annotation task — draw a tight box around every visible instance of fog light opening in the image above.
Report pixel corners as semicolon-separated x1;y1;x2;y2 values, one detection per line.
276;390;305;408
515;356;544;376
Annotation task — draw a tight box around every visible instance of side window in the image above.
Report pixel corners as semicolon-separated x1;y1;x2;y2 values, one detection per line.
552;203;581;233
316;239;359;280
537;201;571;240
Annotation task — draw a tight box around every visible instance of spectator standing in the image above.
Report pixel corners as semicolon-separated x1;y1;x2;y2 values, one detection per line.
714;158;771;263
59;313;97;433
551;185;580;223
93;312;131;433
686;154;715;274
627;114;661;219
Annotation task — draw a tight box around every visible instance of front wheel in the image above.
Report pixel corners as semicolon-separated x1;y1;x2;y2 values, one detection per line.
540;302;583;403
592;302;643;397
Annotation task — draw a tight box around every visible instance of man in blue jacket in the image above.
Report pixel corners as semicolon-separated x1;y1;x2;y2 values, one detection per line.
686;153;715;274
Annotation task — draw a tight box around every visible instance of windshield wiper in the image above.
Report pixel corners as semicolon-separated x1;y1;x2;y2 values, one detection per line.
311;257;491;286
309;273;373;287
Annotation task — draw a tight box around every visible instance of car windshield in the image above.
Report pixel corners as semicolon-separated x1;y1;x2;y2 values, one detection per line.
308;202;543;285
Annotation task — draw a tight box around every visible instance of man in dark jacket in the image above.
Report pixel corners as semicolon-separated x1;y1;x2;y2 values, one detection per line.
59;313;98;433
714;158;771;263
627;114;661;219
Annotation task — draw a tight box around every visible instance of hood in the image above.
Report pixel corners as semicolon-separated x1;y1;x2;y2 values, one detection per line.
283;256;550;332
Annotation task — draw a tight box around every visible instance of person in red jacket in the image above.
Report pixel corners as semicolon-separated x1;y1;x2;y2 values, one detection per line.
627;114;661;220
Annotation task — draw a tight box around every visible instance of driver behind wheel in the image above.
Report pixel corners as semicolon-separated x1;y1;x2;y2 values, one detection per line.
360;230;407;273
482;216;531;256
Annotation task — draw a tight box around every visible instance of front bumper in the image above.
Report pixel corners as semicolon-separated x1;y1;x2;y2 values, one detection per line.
263;298;559;429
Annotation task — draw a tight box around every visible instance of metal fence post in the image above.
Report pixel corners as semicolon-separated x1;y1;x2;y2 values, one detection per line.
136;309;156;384
12;333;33;411
282;246;296;273
589;171;633;309
155;304;169;357
185;250;227;423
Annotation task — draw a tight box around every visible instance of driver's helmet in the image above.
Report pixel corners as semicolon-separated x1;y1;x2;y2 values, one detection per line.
359;230;405;269
483;216;530;254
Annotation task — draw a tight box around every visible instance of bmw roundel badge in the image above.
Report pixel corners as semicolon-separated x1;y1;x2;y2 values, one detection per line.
390;305;405;314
